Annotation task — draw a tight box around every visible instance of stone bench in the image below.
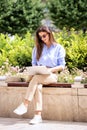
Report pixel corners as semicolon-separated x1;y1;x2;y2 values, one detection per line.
0;81;87;122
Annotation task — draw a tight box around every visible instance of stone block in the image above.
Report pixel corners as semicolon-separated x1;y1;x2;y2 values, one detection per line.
0;86;80;121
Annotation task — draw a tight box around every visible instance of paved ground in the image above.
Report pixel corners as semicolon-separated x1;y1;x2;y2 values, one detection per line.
0;118;87;130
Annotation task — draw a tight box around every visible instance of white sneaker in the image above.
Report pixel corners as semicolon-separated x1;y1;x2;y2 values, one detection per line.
29;115;42;125
13;103;27;115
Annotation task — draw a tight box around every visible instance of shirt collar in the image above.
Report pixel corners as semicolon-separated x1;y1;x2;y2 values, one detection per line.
44;42;57;48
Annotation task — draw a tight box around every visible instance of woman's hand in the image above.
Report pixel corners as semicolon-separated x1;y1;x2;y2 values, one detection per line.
47;68;55;73
47;66;64;73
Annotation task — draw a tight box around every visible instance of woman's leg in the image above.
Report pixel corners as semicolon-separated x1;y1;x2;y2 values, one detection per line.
26;73;57;124
14;73;57;117
34;84;42;114
25;73;57;110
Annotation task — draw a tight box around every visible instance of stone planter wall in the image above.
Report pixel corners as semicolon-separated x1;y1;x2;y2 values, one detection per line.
0;83;87;122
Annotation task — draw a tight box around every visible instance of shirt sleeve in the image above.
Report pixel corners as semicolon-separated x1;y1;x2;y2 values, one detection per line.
57;45;66;69
32;47;37;66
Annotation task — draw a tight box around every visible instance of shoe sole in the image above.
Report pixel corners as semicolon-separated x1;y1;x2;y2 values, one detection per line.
29;120;42;125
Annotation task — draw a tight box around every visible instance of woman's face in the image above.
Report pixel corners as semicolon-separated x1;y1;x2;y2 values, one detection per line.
38;31;50;44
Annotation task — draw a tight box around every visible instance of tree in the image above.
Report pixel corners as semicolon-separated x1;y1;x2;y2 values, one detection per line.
0;0;45;36
47;0;87;30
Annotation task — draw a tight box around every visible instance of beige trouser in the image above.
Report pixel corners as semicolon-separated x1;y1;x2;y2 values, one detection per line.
25;73;57;111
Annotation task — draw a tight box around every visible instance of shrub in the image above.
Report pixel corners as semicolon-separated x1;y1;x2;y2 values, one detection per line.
47;0;87;31
0;32;34;67
54;28;87;70
0;0;45;36
0;29;87;71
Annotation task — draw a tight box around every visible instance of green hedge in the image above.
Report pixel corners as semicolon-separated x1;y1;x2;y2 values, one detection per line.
54;28;87;70
0;29;87;71
0;32;34;67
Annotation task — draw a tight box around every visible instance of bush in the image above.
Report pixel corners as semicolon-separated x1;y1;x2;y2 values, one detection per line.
54;28;87;70
0;0;45;36
47;0;87;31
0;29;87;71
0;32;34;67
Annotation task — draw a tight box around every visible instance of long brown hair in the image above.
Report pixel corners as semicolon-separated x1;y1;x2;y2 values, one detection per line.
35;26;56;60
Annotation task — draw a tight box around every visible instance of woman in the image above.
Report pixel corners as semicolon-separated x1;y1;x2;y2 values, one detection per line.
13;26;66;124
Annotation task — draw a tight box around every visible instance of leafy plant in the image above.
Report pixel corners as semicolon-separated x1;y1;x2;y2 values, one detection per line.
54;28;87;70
0;29;87;71
0;0;45;36
47;0;87;31
0;32;34;67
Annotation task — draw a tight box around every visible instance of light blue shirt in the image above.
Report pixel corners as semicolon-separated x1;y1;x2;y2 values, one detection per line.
32;43;66;69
